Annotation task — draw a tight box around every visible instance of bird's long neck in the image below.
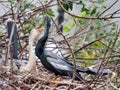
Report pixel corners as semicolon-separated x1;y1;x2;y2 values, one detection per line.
36;27;49;52
20;28;41;73
35;18;51;57
40;27;49;47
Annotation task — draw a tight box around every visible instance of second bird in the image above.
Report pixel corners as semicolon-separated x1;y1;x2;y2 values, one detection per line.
35;16;110;81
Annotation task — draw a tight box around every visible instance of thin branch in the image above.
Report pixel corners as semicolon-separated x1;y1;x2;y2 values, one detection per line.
98;0;118;17
57;0;120;20
5;0;22;71
32;77;85;87
39;1;78;88
65;35;107;58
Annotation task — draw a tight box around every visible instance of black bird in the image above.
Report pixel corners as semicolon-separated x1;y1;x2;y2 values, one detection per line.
58;8;64;32
35;16;112;81
7;19;18;59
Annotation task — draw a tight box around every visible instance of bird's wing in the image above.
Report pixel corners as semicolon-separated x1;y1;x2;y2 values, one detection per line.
45;50;74;65
45;51;72;71
48;57;71;71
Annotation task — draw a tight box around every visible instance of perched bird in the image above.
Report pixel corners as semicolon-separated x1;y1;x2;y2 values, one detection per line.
7;18;44;73
7;19;31;69
58;8;64;32
20;25;44;73
7;19;18;60
45;8;65;57
35;16;112;81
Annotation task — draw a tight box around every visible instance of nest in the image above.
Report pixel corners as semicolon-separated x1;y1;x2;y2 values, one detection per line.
0;61;119;90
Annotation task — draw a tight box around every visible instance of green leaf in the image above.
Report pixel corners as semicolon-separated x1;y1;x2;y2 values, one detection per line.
20;1;35;12
68;2;73;10
77;1;84;5
98;0;105;4
8;0;12;3
81;6;89;13
82;50;95;64
0;31;2;35
63;25;69;32
92;41;102;48
60;1;73;10
46;8;55;17
91;7;97;15
63;22;75;32
80;11;87;16
77;11;86;22
69;22;75;28
102;5;107;9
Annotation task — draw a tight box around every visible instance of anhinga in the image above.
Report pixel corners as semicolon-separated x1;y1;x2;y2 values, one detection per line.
45;8;65;57
20;25;44;73
58;8;64;32
35;16;112;81
7;19;18;60
7;18;44;73
7;19;29;69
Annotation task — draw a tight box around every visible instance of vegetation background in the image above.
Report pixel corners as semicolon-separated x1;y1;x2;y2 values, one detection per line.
0;0;120;89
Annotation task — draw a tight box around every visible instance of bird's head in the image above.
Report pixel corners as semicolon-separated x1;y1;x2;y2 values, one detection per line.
30;24;45;41
35;23;45;31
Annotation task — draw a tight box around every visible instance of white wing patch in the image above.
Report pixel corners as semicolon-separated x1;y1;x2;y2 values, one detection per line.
47;57;70;71
50;62;70;71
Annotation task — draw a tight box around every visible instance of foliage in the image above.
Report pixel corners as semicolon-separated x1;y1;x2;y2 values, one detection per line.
60;0;73;10
0;0;119;89
63;22;75;32
20;0;35;12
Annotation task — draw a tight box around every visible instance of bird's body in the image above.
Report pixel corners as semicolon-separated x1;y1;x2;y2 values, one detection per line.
37;50;87;80
7;19;18;60
6;18;44;73
58;8;64;32
35;16;112;81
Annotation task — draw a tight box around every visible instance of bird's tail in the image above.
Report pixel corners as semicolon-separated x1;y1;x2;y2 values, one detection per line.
76;66;111;75
75;72;85;81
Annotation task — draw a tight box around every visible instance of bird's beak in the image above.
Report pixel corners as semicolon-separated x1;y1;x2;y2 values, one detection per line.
36;26;45;31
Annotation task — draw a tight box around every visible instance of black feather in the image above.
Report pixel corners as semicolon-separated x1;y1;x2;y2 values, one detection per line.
35;16;110;81
7;21;18;59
